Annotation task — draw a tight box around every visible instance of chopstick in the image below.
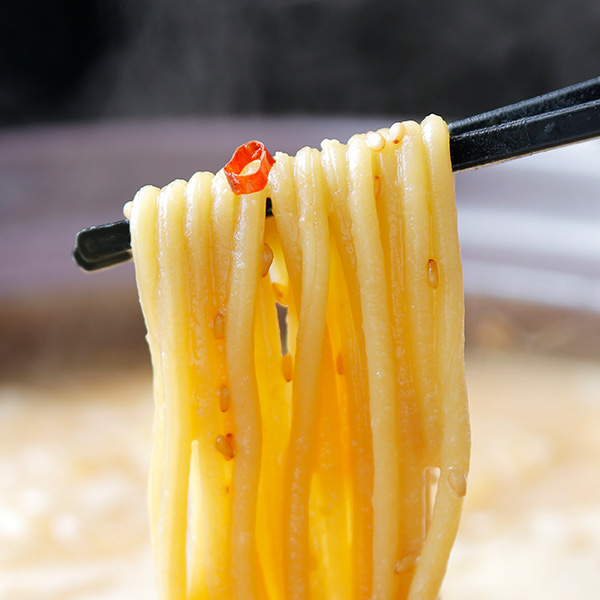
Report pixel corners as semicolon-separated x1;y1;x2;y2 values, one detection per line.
73;76;600;271
73;220;133;271
449;76;600;133
72;198;274;271
448;75;600;170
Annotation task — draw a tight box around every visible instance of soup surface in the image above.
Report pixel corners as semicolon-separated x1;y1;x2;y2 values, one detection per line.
1;351;600;600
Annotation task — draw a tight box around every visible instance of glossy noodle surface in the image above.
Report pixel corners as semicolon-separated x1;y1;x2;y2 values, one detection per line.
129;115;470;600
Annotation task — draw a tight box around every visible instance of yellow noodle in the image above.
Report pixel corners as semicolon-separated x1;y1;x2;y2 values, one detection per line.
188;440;206;599
185;172;232;600
129;117;469;600
129;185;161;564
225;187;266;600
280;147;330;600
255;270;290;599
399;122;439;464
155;180;192;598
409;115;470;599
345;134;401;600
321;140;374;599
375;131;426;596
309;332;352;600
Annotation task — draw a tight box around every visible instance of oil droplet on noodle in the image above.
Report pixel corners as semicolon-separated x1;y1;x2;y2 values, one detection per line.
336;353;344;375
448;467;467;497
394;551;419;574
215;435;234;460
281;353;294;382
218;385;230;412
427;259;439;289
213;307;226;339
262;243;274;277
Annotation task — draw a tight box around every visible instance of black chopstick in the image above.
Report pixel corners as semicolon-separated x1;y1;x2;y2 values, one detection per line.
448;75;600;170
73;198;274;268
448;76;599;134
73;77;600;271
73;220;132;269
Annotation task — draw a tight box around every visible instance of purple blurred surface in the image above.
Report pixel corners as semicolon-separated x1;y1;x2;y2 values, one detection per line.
0;118;391;299
1;118;600;379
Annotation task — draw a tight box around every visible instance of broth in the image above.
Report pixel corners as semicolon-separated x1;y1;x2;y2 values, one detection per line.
1;352;599;598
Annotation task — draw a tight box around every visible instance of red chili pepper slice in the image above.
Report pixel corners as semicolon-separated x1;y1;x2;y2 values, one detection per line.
224;141;276;195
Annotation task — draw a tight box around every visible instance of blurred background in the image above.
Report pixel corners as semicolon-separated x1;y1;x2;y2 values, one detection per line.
1;1;600;599
2;0;600;124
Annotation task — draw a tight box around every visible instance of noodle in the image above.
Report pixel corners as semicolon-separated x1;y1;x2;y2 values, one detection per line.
129;115;470;600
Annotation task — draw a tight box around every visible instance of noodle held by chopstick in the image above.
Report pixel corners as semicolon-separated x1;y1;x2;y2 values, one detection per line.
129;116;470;600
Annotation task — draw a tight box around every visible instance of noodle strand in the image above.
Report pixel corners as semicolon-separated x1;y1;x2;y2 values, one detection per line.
130;117;469;600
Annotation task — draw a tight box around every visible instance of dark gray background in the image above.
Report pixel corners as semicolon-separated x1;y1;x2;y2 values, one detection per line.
1;0;599;126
